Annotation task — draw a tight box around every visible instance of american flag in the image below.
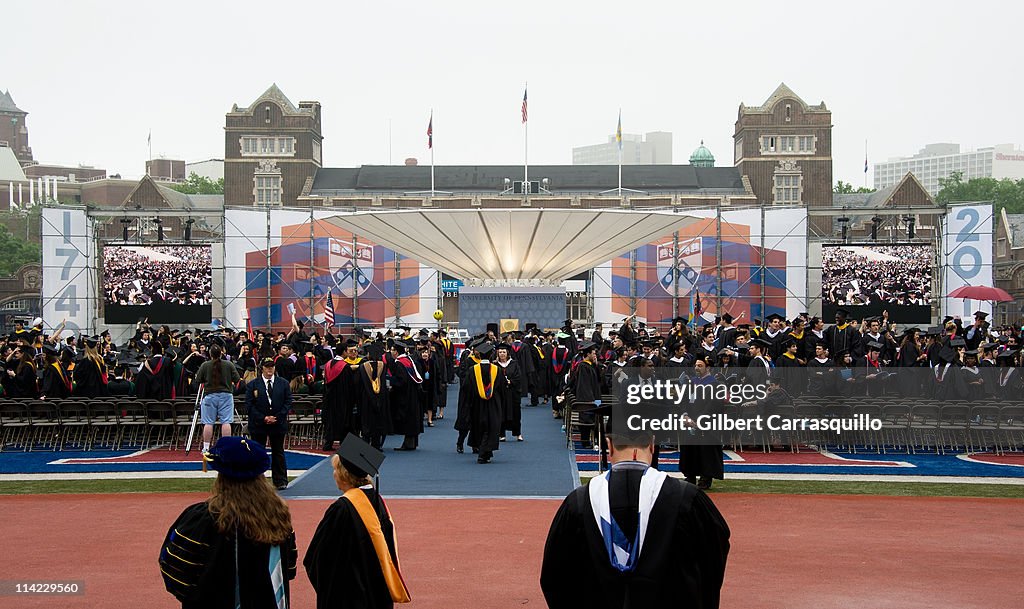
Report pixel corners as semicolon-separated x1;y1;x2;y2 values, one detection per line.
521;88;528;123
324;291;335;326
427;112;433;149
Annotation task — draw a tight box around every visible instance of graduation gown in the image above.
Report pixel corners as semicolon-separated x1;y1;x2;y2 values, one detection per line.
387;355;423;438
41;362;72;399
304;488;401;609
136;354;173;399
540;472;729;609
495;359;522;431
73;356;109;398
159;502;297;609
454;353;479;433
465;361;502;455
322;358;364;444
509;342;533;394
359;360;392;442
679;375;725;481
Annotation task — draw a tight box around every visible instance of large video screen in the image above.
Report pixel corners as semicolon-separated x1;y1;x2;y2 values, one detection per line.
103;245;212;324
821;244;932;324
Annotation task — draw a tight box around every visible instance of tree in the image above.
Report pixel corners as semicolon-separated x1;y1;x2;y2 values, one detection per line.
935;171;1024;216
0;223;41;276
171;172;224;195
834;180;875;194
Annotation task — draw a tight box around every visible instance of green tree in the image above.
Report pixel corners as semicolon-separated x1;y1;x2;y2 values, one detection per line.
0;223;41;276
834;180;875;194
171;172;224;195
935;171;1024;215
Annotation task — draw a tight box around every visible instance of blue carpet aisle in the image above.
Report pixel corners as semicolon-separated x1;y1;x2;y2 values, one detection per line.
282;385;578;499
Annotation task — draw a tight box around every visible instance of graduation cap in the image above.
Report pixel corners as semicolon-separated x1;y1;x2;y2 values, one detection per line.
834;308;851;317
83;335;99;348
260;357;276;368
980;342;998;351
866;341;884;352
477;342;496;357
974;311;989;320
205;437;270;480
578;340;598;353
737;323;752;330
100;329;111;338
902;327;921;336
42;343;60;356
337;433;385;478
950;337;966;348
722;313;734;324
925;326;942;336
165;347;181;359
997;350;1018;360
344;338;359;348
781;336;798;348
964;349;979;356
398;326;411;332
749;338;772;349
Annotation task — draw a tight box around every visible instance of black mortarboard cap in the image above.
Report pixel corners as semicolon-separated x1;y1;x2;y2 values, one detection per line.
980;342;998;351
766;313;785;322
337;433;384;478
866;341;883;351
964;349;979;356
834;308;851;317
477;342;496;357
997;350;1017;359
344;338;359;348
42;343;59;356
750;338;772;349
579;340;598;353
781;337;797;348
950;337;966;348
974;311;988;319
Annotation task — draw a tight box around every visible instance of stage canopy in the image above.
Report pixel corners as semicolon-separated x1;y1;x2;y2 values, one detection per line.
323;208;702;282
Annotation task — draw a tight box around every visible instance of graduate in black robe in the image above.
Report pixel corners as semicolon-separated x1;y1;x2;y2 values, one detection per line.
541;429;729;609
388;341;424;451
321;341;364;450
454;342;481;453
40;346;72;399
680;359;725;489
304;438;410;609
465;342;502;463
359;356;392;449
494;344;523;441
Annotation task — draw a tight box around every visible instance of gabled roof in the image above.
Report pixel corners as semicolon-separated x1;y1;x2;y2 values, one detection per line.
740;82;828;113
229;83;312;116
120;174;223;210
0;146;28;182
310;165;748;195
0;89;26;114
1002;209;1024;249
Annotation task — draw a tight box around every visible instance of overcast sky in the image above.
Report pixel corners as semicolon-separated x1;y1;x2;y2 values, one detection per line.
5;1;1022;186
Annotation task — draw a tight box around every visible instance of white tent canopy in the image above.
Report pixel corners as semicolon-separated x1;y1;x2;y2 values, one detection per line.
322;208;701;282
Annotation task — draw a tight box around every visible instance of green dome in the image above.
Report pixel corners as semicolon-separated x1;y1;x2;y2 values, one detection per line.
689;140;715;168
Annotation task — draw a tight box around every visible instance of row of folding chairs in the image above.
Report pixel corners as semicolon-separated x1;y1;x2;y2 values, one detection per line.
0;396;325;452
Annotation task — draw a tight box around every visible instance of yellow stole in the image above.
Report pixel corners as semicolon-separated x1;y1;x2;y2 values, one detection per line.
363;361;382;394
343;488;411;603
473;363;498;400
344;357;362;366
534;345;545;359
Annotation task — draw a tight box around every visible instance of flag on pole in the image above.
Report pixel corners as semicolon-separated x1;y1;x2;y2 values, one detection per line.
864;155;868;174
427;113;433;149
521;88;528;123
324;291;335;327
616;110;622;150
689;289;703;326
147;130;151;146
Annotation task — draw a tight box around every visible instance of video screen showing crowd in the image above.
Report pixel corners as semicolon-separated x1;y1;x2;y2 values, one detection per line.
822;244;933;306
102;245;213;324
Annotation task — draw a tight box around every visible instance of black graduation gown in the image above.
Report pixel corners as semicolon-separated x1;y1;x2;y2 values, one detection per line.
959;367;985;401
11;363;38;397
495;359;522;431
322;358;363;444
679;376;725;481
549;346;571;395
41;363;72;399
73;356;109;398
465;362;502;455
359;360;392;442
136;354;173;399
454;354;478;433
387;355;423;438
825;324;862;360
540;474;729;609
159;502;298;609
806;358;834;396
304;488;399;609
774;353;803;396
509;342;533;394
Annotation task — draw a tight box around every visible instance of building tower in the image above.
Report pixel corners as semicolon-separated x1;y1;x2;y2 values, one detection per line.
224;84;322;207
0;89;33;164
734;83;832;231
689;140;715;168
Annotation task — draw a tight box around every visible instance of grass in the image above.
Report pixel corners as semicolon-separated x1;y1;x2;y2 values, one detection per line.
580;476;1024;498
2;477;1022;498
0;476;297;496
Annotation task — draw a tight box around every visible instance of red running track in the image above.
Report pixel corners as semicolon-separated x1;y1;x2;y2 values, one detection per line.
1;493;1021;608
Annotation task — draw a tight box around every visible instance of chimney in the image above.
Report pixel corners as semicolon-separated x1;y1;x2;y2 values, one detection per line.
405;158;418;166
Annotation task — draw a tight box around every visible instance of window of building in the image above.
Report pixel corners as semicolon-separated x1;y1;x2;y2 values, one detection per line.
998;238;1007;258
798;135;815;153
240;136;296;157
255;176;281;204
773;173;802;204
785;104;792;122
565;290;590;323
761;135;808;154
1;299;30;311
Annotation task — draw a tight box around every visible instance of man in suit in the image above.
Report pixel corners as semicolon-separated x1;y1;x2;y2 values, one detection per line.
246;357;294;490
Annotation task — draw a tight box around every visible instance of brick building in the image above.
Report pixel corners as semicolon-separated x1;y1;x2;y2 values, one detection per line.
224;84;322;207
734;83;833;234
0;89;32;164
994;209;1024;326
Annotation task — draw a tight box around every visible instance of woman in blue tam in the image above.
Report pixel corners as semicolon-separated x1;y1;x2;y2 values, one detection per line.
159;436;297;608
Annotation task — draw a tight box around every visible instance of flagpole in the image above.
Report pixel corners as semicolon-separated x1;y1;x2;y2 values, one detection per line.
617;109;622;197
864;138;868;189
147;129;152;175
524;83;528;195
430;109;435;198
